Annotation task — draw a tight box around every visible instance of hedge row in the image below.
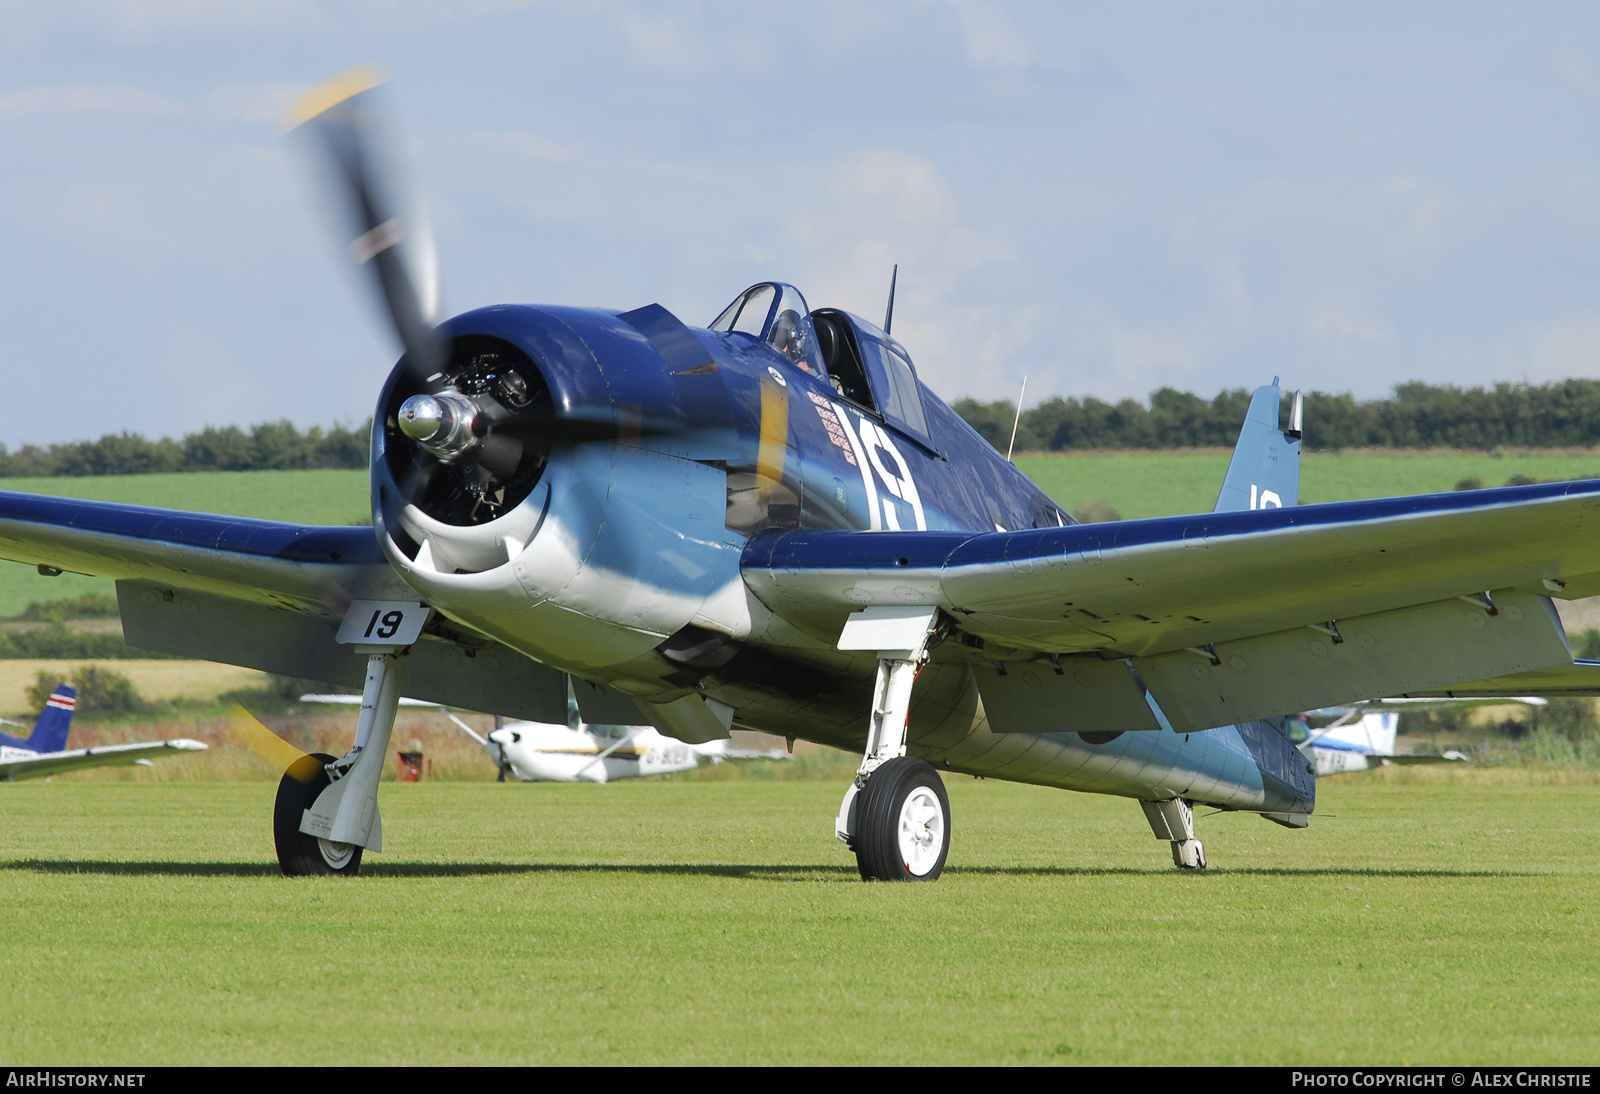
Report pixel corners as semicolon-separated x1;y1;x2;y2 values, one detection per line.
953;380;1600;452
0;420;370;477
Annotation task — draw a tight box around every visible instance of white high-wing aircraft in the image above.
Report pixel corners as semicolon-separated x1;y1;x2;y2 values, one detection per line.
1293;697;1544;775
0;684;206;781
4;68;1600;880
300;693;787;782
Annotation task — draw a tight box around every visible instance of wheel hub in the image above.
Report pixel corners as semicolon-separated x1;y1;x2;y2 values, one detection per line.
897;787;945;877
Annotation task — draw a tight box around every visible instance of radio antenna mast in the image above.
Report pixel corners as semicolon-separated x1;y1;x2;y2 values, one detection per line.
1006;375;1028;462
883;264;898;334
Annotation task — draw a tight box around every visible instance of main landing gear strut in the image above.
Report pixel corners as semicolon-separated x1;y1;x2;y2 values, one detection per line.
274;650;407;876
834;607;950;882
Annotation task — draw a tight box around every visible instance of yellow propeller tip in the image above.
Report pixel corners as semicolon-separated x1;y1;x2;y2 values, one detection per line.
285;754;324;784
283;63;387;131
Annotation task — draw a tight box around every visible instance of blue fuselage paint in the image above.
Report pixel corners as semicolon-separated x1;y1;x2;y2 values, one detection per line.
0;298;1343;812
362;301;1304;813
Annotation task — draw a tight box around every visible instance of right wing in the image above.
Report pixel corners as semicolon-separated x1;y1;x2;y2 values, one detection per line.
0;739;207;781
0;490;405;610
0;492;569;722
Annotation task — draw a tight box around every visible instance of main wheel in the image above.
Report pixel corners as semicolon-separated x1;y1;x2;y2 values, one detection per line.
854;756;950;881
273;752;363;877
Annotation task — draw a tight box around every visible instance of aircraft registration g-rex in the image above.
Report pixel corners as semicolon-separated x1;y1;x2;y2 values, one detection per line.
1;67;1598;879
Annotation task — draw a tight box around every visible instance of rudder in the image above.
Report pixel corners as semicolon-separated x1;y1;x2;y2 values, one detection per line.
1214;381;1302;514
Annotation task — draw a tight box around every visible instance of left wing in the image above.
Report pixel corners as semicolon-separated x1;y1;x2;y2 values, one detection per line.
1400;660;1600;698
0;738;207;781
744;479;1600;732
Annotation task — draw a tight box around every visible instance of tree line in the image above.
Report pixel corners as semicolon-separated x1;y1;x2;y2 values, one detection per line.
953;380;1600;452
13;378;1600;475
0;420;371;477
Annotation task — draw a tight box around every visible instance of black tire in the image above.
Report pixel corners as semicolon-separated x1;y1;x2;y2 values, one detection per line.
854;756;951;882
273;752;363;877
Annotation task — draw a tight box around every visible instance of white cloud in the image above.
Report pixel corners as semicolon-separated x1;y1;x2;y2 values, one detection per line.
0;83;187;118
1492;312;1600;385
0;0;333;45
946;0;1034;71
608;12;715;75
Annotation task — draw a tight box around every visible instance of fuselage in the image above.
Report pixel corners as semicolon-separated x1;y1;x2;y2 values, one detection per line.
486;720;700;783
367;289;1308;816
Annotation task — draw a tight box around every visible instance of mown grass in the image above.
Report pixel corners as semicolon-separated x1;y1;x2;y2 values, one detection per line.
0;777;1594;1066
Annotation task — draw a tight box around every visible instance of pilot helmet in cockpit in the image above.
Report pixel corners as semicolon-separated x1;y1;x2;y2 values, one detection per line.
768;309;813;370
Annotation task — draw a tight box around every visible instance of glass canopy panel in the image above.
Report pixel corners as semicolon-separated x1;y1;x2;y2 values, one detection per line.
709;282;826;377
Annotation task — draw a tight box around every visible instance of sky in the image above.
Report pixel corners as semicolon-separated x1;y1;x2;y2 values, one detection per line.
4;2;1600;445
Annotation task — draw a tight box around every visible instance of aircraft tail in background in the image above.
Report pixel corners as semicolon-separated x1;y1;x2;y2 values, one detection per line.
0;685;76;754
1214;381;1303;515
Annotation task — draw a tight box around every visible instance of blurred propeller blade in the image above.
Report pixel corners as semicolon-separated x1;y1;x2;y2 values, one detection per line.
476;431;525;478
227;703;322;783
287;65;445;379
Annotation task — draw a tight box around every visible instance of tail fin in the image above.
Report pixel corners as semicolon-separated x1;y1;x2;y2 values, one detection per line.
1214;380;1302;514
1316;711;1399;756
0;684;77;754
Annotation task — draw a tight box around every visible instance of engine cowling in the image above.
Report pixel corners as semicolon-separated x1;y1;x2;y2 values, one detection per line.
370;305;752;680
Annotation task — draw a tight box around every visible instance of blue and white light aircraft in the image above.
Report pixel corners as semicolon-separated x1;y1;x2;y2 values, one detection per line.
0;684;206;781
0;68;1597;878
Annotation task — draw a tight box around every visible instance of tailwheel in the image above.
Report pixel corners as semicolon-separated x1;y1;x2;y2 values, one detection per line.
854;756;950;881
273;752;364;877
1172;839;1207;870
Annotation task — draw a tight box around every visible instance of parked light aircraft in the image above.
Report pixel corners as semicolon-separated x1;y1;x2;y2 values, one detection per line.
2;67;1599;878
0;684;206;781
1292;696;1544;775
301;692;788;782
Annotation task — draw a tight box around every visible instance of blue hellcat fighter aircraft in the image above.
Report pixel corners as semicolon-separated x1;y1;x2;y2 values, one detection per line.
1;68;1597;879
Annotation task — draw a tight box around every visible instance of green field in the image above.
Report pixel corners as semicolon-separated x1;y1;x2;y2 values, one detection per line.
1;775;1595;1065
1014;448;1600;522
0;470;367;616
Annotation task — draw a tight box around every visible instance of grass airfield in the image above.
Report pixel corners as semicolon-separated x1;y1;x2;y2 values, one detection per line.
2;774;1597;1066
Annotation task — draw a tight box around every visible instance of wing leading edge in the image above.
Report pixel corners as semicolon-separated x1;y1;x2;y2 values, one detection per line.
0;490;408;610
743;478;1600;657
744;479;1600;735
0;492;570;722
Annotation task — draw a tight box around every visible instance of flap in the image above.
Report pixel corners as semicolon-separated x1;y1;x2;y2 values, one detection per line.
118;581;567;722
980;590;1570;734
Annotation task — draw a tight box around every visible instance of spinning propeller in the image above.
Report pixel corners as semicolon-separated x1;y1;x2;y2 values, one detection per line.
288;67;557;523
228;703;321;782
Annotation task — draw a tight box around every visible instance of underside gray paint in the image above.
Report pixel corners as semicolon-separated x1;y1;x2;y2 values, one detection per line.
116;581;567;722
975;590;1570;735
572;676;648;725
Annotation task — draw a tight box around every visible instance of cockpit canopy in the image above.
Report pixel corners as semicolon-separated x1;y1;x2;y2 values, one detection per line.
710;280;932;444
709;282;826;376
